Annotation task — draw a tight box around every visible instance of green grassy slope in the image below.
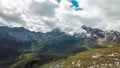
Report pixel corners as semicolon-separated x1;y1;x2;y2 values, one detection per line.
40;47;120;68
10;54;40;68
10;40;120;68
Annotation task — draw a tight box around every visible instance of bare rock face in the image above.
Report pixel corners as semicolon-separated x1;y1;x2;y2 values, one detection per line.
106;30;120;44
82;25;105;38
81;25;120;44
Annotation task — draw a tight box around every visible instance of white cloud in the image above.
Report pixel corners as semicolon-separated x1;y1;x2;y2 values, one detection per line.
0;0;120;33
79;0;120;30
30;0;59;17
34;0;46;3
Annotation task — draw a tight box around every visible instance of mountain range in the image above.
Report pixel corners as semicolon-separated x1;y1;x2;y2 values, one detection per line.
0;25;120;68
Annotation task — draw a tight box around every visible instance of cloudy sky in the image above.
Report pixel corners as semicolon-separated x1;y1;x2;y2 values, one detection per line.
0;0;120;34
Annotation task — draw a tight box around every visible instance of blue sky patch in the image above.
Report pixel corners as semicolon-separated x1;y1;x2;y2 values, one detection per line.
56;0;83;11
56;0;61;3
75;7;83;11
69;0;79;7
69;0;83;11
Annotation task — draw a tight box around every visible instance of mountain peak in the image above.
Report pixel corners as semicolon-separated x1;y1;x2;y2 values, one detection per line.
51;28;61;33
47;28;65;36
81;25;105;38
12;27;29;32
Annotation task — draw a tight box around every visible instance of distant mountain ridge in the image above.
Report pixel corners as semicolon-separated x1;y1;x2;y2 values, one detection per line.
0;26;44;41
0;25;120;44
